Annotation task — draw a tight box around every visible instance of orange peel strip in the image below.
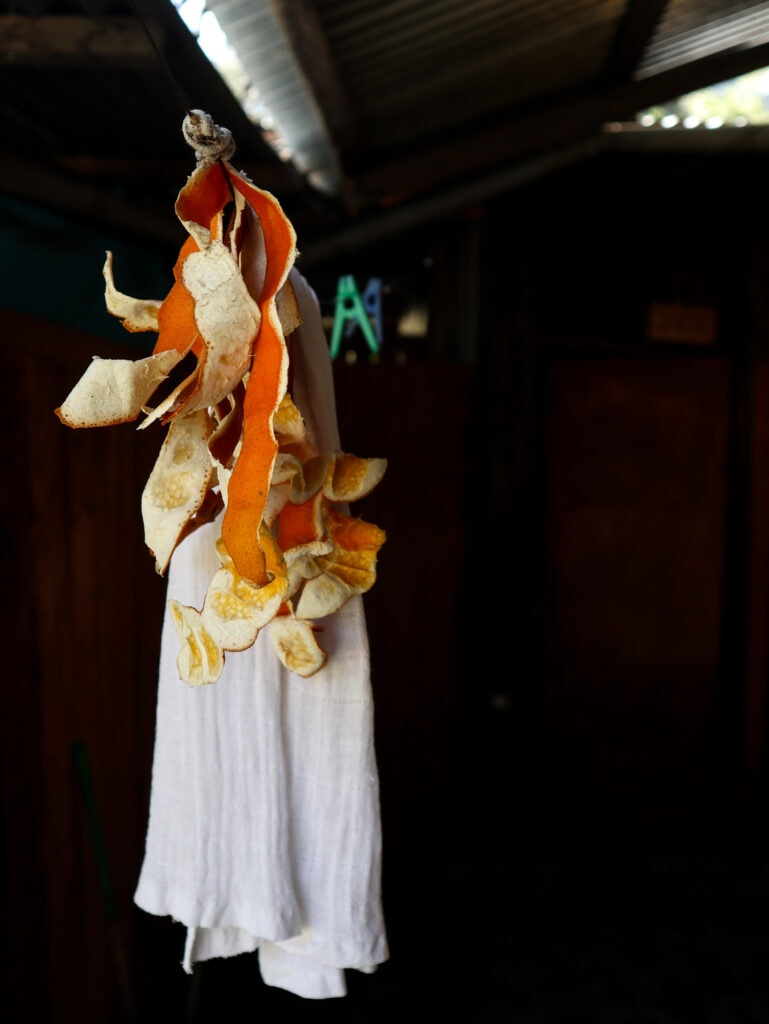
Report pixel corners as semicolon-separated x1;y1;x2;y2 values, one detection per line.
325;454;388;503
220;168;297;585
288;454;333;504
200;529;289;652
55;349;182;428
273;392;310;449
154;236;201;358
144;243;260;427
326;506;387;551
55;112;390;683
173;526;288;679
208;384;244;469
269;615;328;678
294;511;386;620
141;408;216;575
294;573;354;621
275;491;326;555
103;251;162;332
143;202;263;429
175;159;231;247
168;601;224;686
153;162;231;362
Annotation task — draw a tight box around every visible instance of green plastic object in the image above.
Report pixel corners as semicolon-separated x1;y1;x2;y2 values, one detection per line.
329;274;380;359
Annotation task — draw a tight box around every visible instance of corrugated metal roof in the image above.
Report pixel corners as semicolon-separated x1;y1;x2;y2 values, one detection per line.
6;0;769;251
205;0;630;185
201;0;769;220
638;0;769;78
317;0;627;145
202;0;344;192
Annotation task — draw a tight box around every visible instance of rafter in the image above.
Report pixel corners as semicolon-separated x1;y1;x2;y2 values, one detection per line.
349;37;769;209
599;0;672;87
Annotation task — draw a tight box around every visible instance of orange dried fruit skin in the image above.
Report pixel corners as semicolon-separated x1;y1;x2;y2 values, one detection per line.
293;509;386;621
219;167;296;587
54;109;389;684
152;162;237;373
103;251;162;332
54;350;182;429
141;408;216;575
175;159;231;246
154;237;201;359
199;528;288;655
275;492;326;555
168;600;224;686
326;454;387;502
269;616;328;678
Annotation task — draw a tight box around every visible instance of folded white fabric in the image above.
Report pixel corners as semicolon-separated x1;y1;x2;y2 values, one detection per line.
134;270;389;999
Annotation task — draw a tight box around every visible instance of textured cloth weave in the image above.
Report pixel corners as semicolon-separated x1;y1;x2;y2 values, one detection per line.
134;270;388;998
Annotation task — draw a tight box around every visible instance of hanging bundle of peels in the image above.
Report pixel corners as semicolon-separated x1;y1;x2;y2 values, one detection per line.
56;110;386;685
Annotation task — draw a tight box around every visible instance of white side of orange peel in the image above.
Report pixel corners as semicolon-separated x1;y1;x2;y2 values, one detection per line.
141;408;216;575
55;349;182;428
169;600;224;686
103;251;162;331
140;241;262;429
269;615;328;677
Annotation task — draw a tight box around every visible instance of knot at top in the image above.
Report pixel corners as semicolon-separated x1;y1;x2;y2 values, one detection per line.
182;110;236;164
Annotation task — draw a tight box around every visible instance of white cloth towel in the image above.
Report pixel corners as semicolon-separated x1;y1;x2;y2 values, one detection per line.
134;270;389;998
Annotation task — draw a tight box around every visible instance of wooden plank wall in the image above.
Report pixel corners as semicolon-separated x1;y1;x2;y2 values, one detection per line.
538;354;731;843
1;307;167;1022
744;359;769;810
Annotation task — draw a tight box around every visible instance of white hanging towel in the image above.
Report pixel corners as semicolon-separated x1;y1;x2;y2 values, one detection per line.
134;269;389;999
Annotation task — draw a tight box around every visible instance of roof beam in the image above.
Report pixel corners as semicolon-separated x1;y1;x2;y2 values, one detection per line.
300;139;604;268
599;0;671;86
350;37;769;209
617;39;769;107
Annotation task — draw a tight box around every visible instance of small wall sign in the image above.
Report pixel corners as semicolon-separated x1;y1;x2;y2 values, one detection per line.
647;302;718;345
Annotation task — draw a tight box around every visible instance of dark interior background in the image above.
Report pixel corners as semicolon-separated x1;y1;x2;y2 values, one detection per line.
6;2;769;1021
6;143;769;1022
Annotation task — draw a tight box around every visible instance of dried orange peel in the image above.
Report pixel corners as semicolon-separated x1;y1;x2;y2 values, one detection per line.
54;110;386;684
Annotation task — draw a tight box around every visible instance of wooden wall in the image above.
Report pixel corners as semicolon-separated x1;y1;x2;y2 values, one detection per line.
1;309;166;1021
470;150;769;854
538;353;730;838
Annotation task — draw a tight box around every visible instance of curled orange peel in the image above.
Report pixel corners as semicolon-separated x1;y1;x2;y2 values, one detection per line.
103;251;162;332
154;236;201;358
276;491;327;555
141;407;216;575
294;508;386;621
269;616;328;678
55;110;387;684
54;349;182;428
197;532;288;654
220;170;296;587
